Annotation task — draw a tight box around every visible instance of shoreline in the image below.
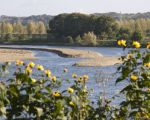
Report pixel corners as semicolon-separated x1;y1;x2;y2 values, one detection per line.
0;46;121;66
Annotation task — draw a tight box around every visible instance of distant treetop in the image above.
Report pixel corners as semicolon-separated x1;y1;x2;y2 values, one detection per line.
1;12;150;24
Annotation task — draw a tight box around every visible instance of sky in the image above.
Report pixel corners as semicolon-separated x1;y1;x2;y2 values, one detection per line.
0;0;150;16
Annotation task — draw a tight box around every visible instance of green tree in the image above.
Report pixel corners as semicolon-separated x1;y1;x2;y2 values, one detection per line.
49;14;68;36
49;13;118;42
94;16;118;37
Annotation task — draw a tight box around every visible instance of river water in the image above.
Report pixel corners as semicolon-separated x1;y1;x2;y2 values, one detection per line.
1;45;129;104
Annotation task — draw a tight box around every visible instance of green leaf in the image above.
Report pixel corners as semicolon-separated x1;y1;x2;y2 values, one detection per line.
116;77;124;84
143;53;150;63
120;85;132;93
9;85;19;97
142;80;150;87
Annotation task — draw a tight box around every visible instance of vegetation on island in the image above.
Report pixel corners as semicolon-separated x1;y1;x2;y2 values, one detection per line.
0;13;150;46
0;40;149;119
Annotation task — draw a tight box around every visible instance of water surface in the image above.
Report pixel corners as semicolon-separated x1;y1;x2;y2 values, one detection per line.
1;45;128;104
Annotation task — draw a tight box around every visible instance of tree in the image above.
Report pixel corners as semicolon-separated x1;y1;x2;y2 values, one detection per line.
117;18;150;37
49;14;68;36
135;20;143;35
0;23;2;34
94;16;118;37
49;13;118;42
1;22;6;34
13;22;24;34
5;23;13;34
0;22;13;34
27;21;36;34
37;21;46;34
82;32;97;46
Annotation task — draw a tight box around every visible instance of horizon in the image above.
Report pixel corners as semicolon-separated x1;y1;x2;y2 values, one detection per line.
1;11;150;17
0;0;150;17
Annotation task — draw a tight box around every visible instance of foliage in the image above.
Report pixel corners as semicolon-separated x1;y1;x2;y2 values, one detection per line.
0;15;53;25
0;21;46;35
49;13;118;39
1;13;150;45
116;27;131;40
2;12;150;25
116;40;150;119
65;36;74;44
82;32;97;46
0;61;112;119
94;16;118;37
75;35;82;45
131;31;143;42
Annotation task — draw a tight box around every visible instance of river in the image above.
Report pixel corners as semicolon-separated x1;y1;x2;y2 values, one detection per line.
1;45;128;104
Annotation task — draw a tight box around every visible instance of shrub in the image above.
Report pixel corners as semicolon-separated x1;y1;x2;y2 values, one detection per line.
75;35;82;45
82;32;97;46
65;36;74;44
4;34;13;41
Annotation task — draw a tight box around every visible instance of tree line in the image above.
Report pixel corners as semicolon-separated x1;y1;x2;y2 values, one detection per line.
1;12;150;24
0;21;47;43
48;13;118;45
0;13;150;45
0;21;46;34
114;18;150;44
48;13;150;45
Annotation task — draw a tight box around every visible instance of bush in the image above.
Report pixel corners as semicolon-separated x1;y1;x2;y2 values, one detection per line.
65;36;74;44
75;35;82;45
4;34;13;41
82;32;97;46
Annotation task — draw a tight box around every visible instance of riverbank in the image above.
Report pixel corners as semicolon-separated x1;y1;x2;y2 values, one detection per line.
0;49;35;62
0;46;121;66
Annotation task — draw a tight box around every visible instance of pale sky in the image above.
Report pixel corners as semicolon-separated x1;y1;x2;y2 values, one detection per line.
0;0;150;16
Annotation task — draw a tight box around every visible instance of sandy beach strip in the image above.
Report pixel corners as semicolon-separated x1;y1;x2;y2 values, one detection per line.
0;46;121;66
0;49;35;62
74;56;121;67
